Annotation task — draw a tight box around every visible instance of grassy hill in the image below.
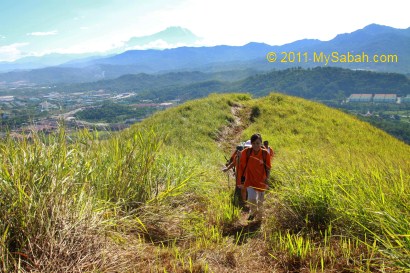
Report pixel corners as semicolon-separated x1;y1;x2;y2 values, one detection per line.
1;93;409;272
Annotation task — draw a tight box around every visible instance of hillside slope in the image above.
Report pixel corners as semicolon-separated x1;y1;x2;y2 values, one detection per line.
1;93;409;272
126;92;410;271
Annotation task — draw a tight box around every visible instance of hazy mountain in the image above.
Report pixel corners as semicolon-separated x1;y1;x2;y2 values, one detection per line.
0;53;107;73
74;24;410;75
89;42;273;69
0;24;409;85
310;24;410;66
123;26;201;50
0;26;199;73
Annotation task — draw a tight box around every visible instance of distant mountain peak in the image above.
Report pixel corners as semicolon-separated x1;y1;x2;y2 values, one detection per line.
335;23;407;40
123;26;201;50
360;23;398;34
161;26;195;34
363;23;394;30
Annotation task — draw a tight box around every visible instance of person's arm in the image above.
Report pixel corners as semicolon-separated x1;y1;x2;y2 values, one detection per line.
222;150;236;172
222;161;235;172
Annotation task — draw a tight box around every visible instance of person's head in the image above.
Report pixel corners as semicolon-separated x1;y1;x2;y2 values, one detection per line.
250;133;262;152
263;140;269;148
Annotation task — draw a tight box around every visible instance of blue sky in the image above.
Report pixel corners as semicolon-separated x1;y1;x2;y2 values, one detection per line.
0;0;409;62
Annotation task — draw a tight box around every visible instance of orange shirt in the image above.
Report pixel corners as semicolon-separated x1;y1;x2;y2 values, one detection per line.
238;148;271;191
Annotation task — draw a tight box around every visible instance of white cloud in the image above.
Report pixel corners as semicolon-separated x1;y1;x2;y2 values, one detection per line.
48;38;124;55
73;16;85;21
0;43;29;62
125;39;193;50
27;30;58;36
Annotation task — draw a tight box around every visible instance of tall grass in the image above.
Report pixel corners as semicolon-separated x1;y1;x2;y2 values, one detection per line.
0;125;210;271
0;94;249;271
1;92;409;272
245;93;410;271
0;127;104;271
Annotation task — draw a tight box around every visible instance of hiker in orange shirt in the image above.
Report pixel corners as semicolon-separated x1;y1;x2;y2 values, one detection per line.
223;145;247;207
223;148;240;174
263;140;275;159
238;133;271;221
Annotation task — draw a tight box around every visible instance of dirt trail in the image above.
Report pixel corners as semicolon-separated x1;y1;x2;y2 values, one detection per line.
217;103;260;227
217;103;248;154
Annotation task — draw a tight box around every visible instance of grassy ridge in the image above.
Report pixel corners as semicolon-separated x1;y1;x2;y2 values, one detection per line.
243;93;410;270
0;94;248;272
1;93;409;272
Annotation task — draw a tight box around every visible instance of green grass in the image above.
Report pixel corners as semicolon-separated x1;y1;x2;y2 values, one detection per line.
245;93;410;271
1;92;409;272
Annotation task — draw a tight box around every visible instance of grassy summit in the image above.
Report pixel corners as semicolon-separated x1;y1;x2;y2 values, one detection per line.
1;93;409;272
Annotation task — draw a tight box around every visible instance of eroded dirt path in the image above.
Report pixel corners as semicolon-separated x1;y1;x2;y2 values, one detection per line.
217;103;248;154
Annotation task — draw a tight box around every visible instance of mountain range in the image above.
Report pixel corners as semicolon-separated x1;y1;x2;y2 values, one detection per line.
0;24;409;85
21;67;409;104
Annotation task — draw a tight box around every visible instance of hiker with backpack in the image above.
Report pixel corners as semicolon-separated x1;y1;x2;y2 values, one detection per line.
223;145;247;208
263;140;275;159
222;146;242;173
237;133;271;221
